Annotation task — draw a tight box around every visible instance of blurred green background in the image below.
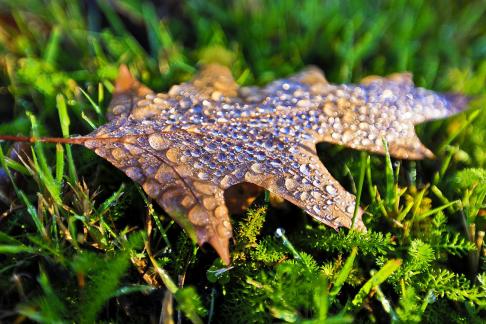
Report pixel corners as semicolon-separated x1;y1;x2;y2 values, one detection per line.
0;1;485;323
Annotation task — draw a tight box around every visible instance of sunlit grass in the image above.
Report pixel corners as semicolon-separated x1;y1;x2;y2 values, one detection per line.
0;0;485;322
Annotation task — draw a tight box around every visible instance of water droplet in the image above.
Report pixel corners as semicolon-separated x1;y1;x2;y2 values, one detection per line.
359;122;369;130
346;204;356;214
193;182;216;195
188;205;209;226
153;96;166;105
236;154;247;163
219;175;234;188
125;167;143;181
137;99;150;107
180;195;196;208
299;164;311;176
297;99;312;108
255;152;265;161
251;163;264;173
111;148;125;161
217;153;227;162
126;143;145;156
326;185;337;195
311;191;321;199
270;160;282;168
205;142;218;153
148;134;170;150
342;130;353;143
381;89;394;99
190;148;202;158
165;148;180;163
197;172;209;180
203;197;217;210
214;205;228;219
263;140;275;151
360;138;371;146
285;178;298;191
142;181;161;197
217;222;232;237
155;165;177;183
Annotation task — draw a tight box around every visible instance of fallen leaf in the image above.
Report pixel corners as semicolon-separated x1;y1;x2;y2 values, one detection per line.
0;64;469;264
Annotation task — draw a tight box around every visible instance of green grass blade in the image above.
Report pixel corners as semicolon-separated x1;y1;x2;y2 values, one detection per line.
97;83;104;111
142;1;164;56
275;228;305;264
2;156;30;175
56;93;78;182
417;200;460;220
365;155;377;202
56;94;70;137
136;185;172;248
78;87;102;116
0;231;22;244
382;139;395;209
96;0;127;35
352;153;367;229
96;183;125;216
27;112;50;176
0;146;47;237
27;112;62;203
330;246;358;298
43;25;61;65
352;259;402;307
55;143;64;186
0;244;35;253
397;201;414;222
31;148;61;205
81;112;97;129
111;284;155;297
439;109;480;153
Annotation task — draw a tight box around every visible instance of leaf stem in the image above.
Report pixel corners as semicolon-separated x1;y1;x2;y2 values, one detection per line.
0;135;87;145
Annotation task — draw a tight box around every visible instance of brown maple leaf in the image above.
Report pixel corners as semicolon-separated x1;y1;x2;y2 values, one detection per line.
0;64;469;264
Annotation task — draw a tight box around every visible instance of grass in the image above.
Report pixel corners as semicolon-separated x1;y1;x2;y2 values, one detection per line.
0;0;485;322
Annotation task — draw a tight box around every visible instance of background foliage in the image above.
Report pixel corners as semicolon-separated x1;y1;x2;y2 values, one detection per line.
0;0;485;322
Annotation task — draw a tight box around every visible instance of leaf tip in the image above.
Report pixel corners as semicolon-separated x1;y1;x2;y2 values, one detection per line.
115;64;135;93
208;235;231;266
442;93;471;115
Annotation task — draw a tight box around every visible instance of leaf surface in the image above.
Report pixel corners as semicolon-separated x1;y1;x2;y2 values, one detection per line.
7;65;469;264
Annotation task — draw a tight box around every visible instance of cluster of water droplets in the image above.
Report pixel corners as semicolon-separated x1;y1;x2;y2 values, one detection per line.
98;76;374;223
364;78;456;123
